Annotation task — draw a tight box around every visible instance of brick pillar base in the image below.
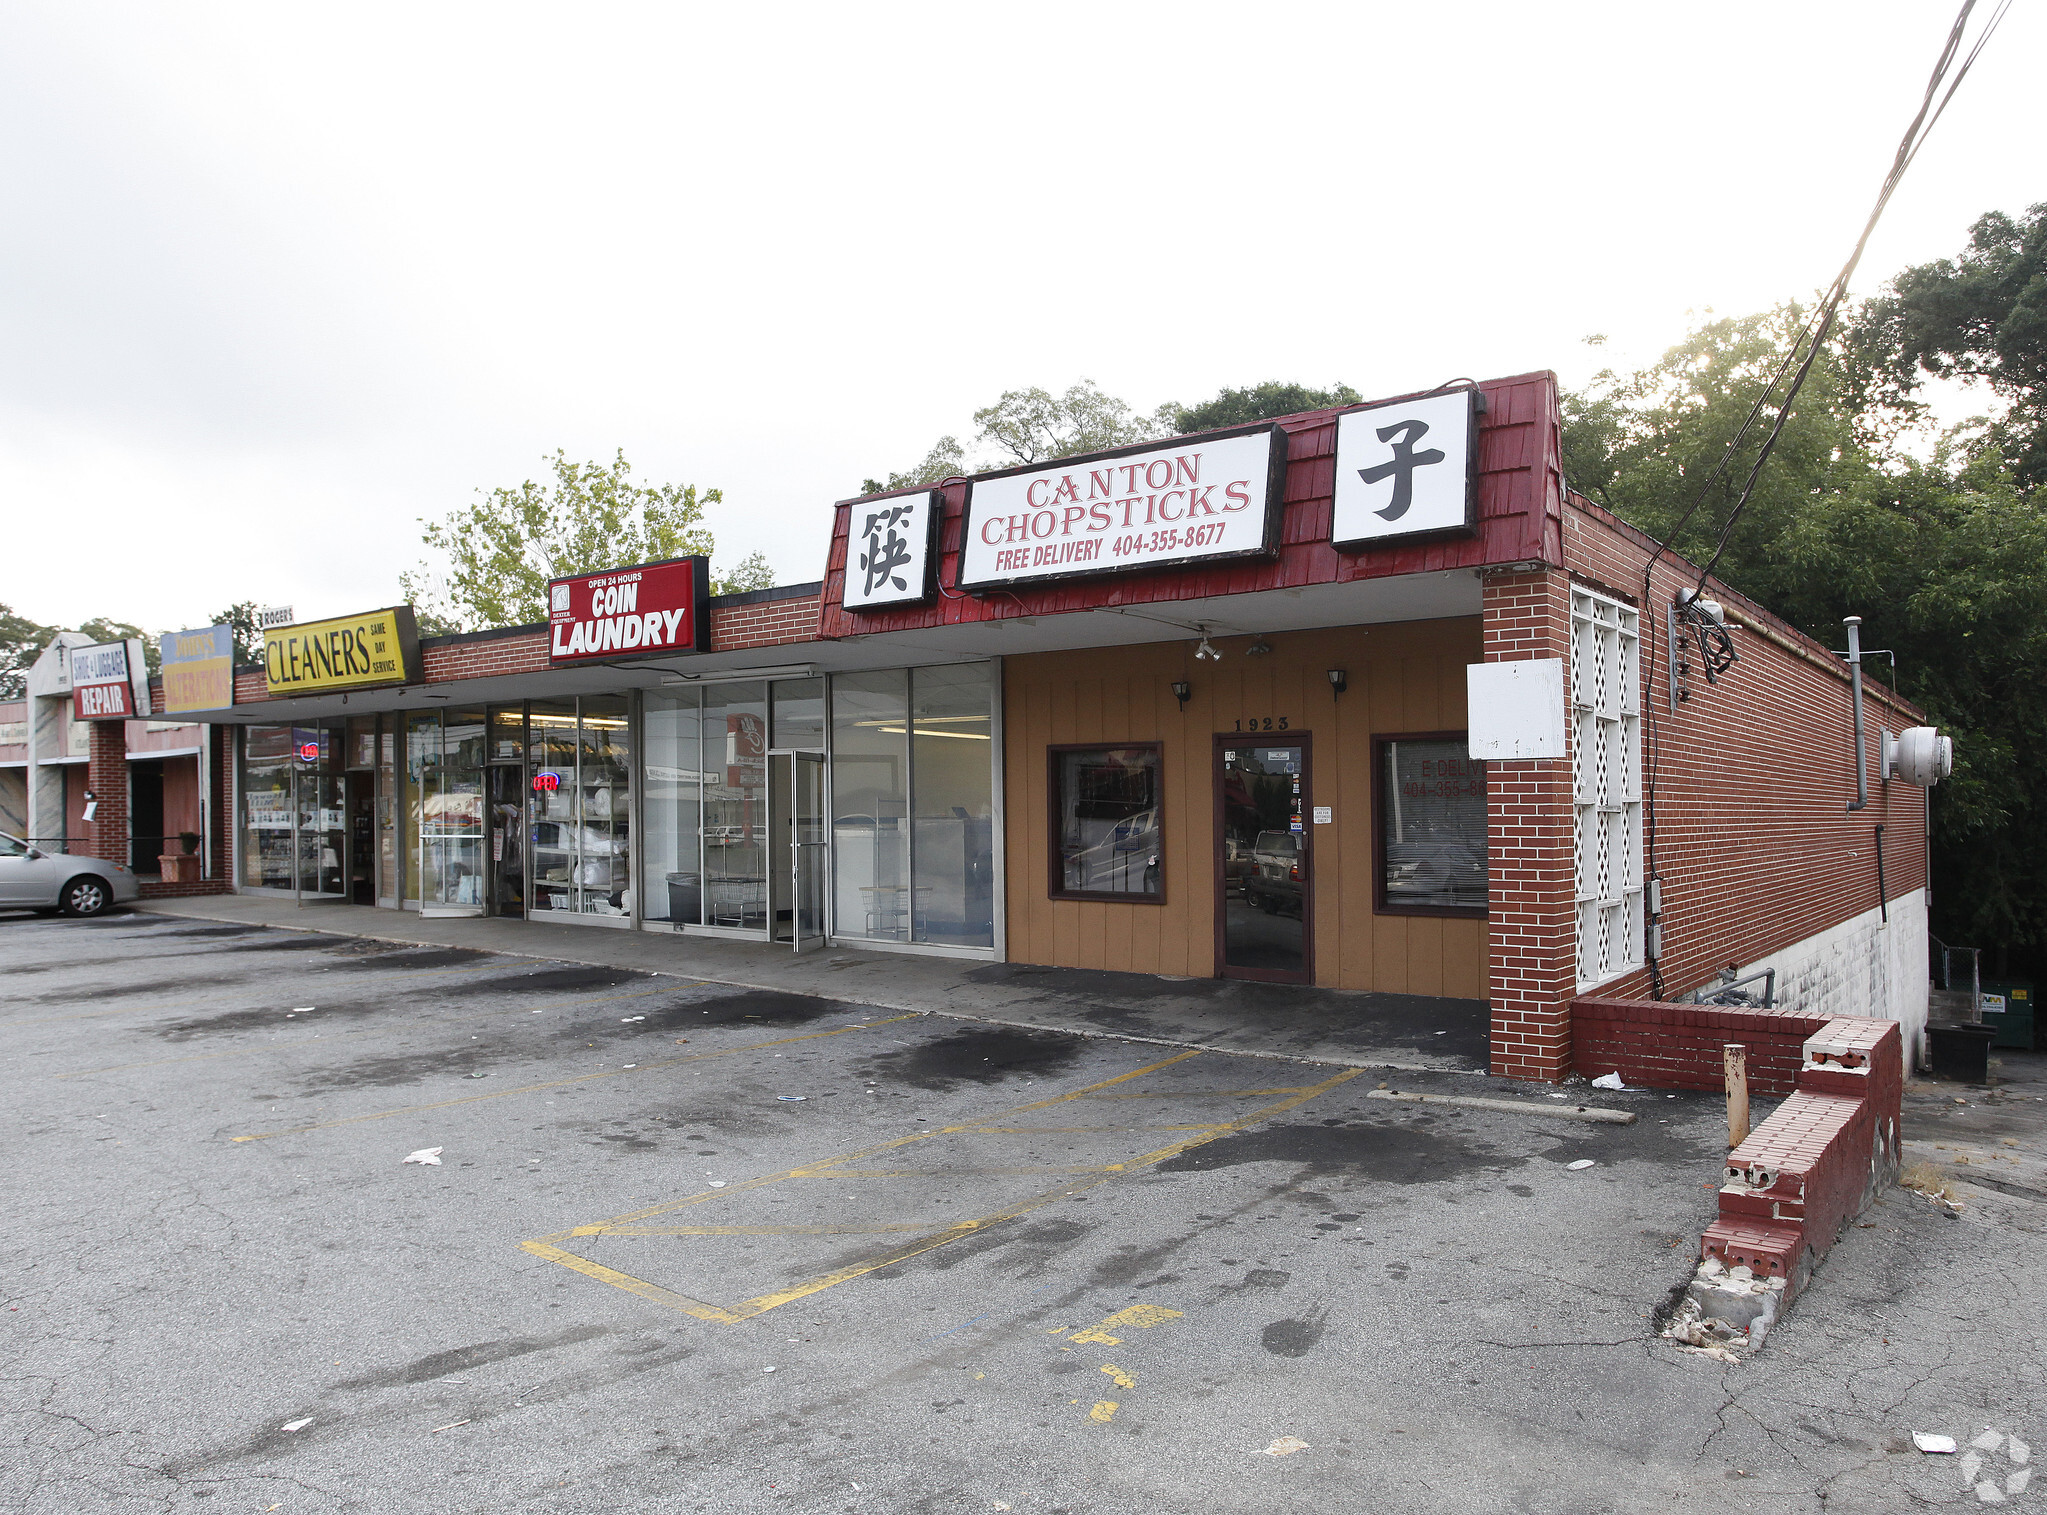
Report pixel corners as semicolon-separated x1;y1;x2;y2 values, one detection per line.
1483;569;1578;1082
86;717;130;867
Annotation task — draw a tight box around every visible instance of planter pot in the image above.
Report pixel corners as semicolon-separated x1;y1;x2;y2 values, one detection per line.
157;854;202;884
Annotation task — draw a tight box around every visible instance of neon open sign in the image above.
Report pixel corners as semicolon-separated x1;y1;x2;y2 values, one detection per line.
532;771;562;793
297;742;320;763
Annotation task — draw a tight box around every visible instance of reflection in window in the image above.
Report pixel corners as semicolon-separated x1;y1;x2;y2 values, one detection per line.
1379;738;1486;914
642;690;704;926
830;670;908;940
911;663;995;947
1053;746;1162;900
701;682;768;929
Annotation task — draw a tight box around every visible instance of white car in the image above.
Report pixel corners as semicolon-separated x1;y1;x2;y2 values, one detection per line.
0;832;141;916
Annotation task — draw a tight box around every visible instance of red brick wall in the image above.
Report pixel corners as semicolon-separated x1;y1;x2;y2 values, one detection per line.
84;719;128;866
226;593;825;704
1560;496;1927;1009
1572;995;1828;1095
1483;569;1578;1081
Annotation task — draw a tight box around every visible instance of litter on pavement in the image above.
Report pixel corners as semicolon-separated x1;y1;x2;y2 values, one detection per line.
1592;1072;1627;1090
707;1180;727;1188
1257;1436;1311;1456
1566;1159;1596;1170
778;1095;808;1102
402;1147;444;1166
1916;1433;1958;1453
280;1418;312;1433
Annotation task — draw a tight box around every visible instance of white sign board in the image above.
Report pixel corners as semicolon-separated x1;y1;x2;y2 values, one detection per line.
843;490;939;611
1331;389;1478;548
1466;658;1566;760
258;605;296;631
70;641;131;687
957;427;1285;590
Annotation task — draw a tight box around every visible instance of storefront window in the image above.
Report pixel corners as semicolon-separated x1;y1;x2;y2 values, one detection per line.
405;712;436;903
240;726;295;889
771;678;825;750
831;670;909;940
1051;745;1162;901
911;663;995;946
701;682;768;928
377;719;398;902
421;708;487;910
643;690;704;925
1377;736;1487;916
527;696;633;918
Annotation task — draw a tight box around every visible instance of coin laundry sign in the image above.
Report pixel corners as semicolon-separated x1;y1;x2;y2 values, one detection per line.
548;556;711;665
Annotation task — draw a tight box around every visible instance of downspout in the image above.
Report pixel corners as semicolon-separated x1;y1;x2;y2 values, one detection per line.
1843;616;1868;812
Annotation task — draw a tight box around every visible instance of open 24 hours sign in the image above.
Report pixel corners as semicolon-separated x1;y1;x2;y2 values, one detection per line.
548;556;711;665
955;425;1287;590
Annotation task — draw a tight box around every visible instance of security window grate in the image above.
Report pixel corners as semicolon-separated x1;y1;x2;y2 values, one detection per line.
1571;587;1643;987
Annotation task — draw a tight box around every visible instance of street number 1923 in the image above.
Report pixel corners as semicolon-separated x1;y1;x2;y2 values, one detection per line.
1233;716;1291;731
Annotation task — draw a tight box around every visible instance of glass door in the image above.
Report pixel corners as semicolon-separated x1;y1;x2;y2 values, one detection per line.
421;709;487;918
790;751;827;951
489;764;527;916
1216;738;1313;983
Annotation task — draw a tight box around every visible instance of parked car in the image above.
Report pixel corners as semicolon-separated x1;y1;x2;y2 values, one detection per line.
0;832;140;916
1245;829;1304;916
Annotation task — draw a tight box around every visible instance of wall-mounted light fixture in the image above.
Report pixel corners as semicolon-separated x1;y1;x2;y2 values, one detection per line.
1193;634;1221;662
1327;668;1348;700
1246;637;1273;656
1170;680;1191;710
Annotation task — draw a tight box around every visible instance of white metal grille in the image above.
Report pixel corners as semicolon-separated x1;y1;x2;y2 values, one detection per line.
1571;587;1644;986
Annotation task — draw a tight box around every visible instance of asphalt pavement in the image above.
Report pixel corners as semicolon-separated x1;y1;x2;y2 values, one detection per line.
2;908;2041;1514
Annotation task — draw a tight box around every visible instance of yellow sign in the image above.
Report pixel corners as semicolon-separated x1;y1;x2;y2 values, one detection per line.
159;625;235;714
263;607;421;695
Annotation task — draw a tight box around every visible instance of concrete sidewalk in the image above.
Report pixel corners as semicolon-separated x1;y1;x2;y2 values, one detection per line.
127;895;1489;1075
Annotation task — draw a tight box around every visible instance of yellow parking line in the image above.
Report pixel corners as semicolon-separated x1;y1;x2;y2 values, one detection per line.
810;1165;1118;1178
1078;1087;1311;1100
942;1123;1227;1134
227;1013;919;1141
524;1056;1360;1322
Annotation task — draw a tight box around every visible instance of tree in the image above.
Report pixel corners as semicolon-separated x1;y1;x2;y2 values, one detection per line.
863;381;1173;493
1562;300;2047;959
206;602;264;667
76;618;158;676
1164;380;1361;434
401;449;773;631
0;604;59;700
1849;202;2047;488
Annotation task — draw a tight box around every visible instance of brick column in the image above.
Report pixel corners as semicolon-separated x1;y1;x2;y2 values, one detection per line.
85;717;130;866
1482;568;1578;1082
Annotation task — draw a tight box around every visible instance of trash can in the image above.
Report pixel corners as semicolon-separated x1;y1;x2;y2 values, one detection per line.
665;872;702;926
1980;981;2035;1052
1926;1021;1996;1084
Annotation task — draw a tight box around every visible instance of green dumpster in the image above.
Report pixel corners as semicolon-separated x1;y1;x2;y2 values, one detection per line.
1980;980;2035;1052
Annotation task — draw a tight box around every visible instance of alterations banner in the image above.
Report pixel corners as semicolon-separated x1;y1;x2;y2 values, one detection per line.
548;556;710;665
956;426;1285;590
160;624;234;714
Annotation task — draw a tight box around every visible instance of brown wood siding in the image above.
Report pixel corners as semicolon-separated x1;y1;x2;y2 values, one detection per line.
1003;617;1485;995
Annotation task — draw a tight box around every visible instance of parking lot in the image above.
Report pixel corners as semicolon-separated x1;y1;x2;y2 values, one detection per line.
4;909;2042;1514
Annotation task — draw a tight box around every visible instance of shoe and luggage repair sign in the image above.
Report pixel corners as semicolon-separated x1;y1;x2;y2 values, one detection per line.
69;638;150;720
547;556;712;665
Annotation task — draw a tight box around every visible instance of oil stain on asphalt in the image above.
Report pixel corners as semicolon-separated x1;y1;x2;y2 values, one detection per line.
855;1025;1083;1090
1157;1118;1518;1183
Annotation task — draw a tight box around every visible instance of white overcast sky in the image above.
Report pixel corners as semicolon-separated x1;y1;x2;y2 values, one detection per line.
2;1;2036;632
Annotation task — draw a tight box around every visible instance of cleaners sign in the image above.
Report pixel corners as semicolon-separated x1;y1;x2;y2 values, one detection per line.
956;425;1286;591
548;556;711;666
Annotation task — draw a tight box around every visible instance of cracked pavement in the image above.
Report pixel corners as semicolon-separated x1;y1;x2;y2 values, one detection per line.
2;909;2041;1513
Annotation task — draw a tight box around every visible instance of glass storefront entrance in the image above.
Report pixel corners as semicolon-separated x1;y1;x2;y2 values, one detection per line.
235;662;997;955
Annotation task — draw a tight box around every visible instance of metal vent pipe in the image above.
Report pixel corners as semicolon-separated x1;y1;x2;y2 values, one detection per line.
1844;616;1868;812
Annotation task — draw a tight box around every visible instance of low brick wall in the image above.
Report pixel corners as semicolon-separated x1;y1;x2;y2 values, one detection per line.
1701;1017;1903;1303
1572;996;1829;1096
139;879;233;899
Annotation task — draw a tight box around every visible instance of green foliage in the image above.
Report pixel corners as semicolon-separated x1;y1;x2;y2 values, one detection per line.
0;604;59;700
206;602;264;667
402;449;771;630
1165;381;1362;435
1563;293;2047;955
864;377;1361;495
76;618;157;675
1850;203;2047;487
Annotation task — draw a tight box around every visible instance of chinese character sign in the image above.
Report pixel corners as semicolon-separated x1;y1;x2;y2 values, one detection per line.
842;490;938;610
1330;389;1477;548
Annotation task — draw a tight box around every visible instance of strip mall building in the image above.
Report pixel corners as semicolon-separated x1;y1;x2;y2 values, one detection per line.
43;371;1941;1082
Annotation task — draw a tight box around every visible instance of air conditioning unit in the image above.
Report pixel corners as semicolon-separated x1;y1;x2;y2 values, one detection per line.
1884;726;1952;787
